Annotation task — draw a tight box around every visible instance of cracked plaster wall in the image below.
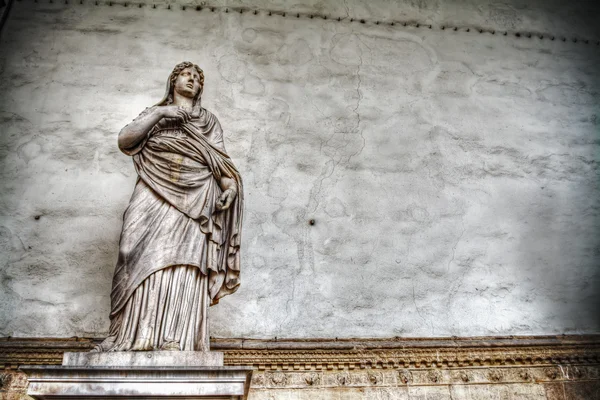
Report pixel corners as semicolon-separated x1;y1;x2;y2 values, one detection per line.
0;0;599;339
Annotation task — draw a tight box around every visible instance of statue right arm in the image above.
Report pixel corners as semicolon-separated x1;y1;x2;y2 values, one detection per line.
118;106;192;155
118;107;164;154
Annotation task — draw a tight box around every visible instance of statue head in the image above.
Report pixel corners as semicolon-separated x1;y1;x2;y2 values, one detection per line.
157;61;205;112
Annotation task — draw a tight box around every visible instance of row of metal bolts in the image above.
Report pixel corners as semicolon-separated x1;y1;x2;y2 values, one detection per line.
23;0;600;45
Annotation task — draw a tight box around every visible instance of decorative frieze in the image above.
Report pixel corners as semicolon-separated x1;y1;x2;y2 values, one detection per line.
217;336;600;372
246;365;600;389
2;337;600;398
2;336;599;388
2;336;600;370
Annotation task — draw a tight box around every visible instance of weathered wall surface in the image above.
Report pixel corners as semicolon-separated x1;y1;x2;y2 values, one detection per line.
0;0;599;339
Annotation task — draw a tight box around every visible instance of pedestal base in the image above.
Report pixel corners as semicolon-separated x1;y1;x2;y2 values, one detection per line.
63;351;224;367
23;365;253;399
22;352;253;399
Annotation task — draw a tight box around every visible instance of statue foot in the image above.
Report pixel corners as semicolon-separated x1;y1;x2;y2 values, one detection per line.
160;341;180;351
91;335;117;352
131;338;153;351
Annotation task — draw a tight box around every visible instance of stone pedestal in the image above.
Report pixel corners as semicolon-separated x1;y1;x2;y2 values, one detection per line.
62;350;225;367
22;352;253;399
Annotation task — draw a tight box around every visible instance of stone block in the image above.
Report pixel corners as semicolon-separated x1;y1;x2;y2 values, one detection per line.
543;383;565;400
407;386;451;400
563;381;600;400
248;387;409;400
448;384;546;400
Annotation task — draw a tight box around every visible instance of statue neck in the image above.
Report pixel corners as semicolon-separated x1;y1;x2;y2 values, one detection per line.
172;92;194;110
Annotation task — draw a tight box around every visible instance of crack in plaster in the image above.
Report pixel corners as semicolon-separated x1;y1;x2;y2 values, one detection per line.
342;0;350;20
307;159;336;214
279;263;299;335
447;221;466;272
412;285;427;327
347;50;365;164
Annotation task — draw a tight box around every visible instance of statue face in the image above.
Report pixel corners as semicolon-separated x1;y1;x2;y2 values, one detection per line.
173;67;202;99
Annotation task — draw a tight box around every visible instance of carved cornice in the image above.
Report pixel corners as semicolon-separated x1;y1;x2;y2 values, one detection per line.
217;336;600;371
0;337;96;368
1;336;599;390
1;335;599;371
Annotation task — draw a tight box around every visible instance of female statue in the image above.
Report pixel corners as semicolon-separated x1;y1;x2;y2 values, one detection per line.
94;62;243;352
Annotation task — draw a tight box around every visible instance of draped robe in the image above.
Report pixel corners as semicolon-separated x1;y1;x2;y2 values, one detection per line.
96;107;243;352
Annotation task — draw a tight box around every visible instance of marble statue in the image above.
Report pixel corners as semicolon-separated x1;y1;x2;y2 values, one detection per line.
94;61;243;352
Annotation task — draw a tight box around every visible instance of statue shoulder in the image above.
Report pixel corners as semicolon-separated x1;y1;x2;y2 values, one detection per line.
200;107;218;121
195;108;222;129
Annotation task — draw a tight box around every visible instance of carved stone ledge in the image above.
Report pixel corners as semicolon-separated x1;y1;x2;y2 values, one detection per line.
0;337;97;368
219;336;600;371
2;335;599;372
1;336;600;394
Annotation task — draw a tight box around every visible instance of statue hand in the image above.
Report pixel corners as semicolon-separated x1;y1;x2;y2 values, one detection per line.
158;105;192;124
216;188;237;211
